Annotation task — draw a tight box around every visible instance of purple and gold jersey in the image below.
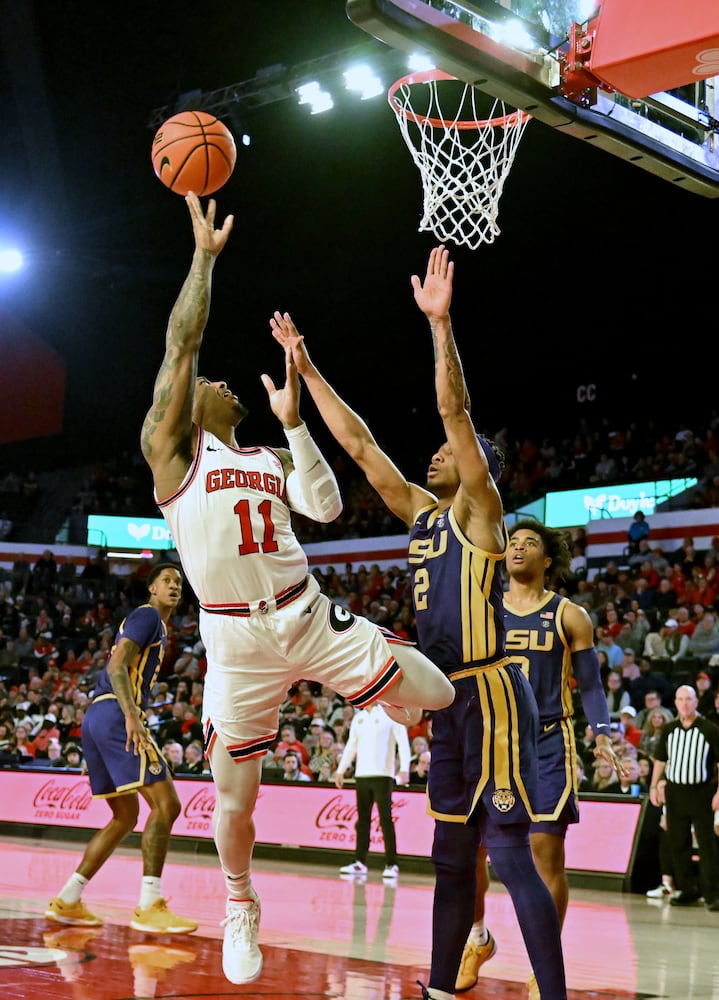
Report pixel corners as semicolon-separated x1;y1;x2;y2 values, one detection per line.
408;504;506;672
82;604;169;796
409;503;538;827
92;604;167;711
503;592;573;726
504;592;579;828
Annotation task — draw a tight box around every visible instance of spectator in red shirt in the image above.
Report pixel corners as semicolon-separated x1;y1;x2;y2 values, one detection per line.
31;714;61;757
274;722;310;766
619;706;642;749
637;560;661;592
667;564;688;603
390;617;411;642
180;706;202;743
407;710;431;745
65;707;85;743
686;572;716;610
33;633;58;666
675;606;696;637
60;649;84;675
14;723;36;760
289;680;317;723
603;607;623;639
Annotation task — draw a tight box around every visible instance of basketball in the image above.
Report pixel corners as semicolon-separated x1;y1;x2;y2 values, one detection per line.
151;111;237;196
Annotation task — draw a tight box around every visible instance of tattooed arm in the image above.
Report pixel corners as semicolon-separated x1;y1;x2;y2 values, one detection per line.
411;245;504;552
140;193;234;499
106;637;149;755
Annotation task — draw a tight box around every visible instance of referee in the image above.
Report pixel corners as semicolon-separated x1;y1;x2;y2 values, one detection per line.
650;685;719;910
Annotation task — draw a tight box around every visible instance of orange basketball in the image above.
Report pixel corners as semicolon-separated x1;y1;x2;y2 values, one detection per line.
151;111;237;196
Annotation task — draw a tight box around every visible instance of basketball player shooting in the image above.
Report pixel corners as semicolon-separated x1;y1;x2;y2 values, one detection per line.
140;193;454;987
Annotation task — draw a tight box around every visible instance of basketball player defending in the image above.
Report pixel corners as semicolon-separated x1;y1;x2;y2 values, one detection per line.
47;563;197;935
140;194;454;986
454;521;627;995
270;245;567;999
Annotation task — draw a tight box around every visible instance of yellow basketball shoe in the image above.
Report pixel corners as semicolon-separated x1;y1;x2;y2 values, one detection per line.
45;897;103;927
130;898;198;934
455;930;497;991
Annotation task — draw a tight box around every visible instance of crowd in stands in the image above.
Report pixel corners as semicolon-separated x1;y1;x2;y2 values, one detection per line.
2;409;719;888
2;523;719;788
0;550;434;784
2;405;718;548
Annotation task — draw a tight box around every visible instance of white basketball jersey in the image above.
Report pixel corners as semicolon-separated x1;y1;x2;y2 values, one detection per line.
157;427;308;606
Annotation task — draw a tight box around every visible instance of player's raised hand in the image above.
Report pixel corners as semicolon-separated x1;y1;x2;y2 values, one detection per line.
269;311;315;379
185;192;234;256
260;338;301;428
411;244;454;322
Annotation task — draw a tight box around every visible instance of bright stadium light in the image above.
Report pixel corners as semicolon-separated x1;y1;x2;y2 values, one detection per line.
408;53;436;72
343;64;383;100
494;18;536;52
295;81;334;114
0;248;23;273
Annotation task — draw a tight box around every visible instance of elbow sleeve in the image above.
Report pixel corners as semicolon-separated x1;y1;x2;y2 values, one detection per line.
572;647;611;736
284;422;343;523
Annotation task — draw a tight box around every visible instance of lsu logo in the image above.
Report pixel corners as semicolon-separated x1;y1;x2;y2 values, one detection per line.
492;788;515;813
504;628;554;653
408;532;448;565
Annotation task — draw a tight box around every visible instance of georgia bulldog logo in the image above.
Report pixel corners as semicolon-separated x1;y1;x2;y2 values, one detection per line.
327;603;358;634
492;788;515;812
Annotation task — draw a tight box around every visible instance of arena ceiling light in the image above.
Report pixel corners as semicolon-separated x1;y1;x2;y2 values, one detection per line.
295;81;334;114
343;64;383;99
0;248;23;273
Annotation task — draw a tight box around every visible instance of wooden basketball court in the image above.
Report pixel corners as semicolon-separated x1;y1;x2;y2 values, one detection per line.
1;832;715;999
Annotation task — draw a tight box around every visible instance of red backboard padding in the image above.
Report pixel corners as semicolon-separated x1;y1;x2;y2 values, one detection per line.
0;312;65;444
591;0;719;98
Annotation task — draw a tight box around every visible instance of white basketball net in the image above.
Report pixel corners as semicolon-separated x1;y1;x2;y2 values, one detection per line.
389;74;531;249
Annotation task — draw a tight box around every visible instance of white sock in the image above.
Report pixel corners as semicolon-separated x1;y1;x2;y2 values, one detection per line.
428;990;455;1000
139;876;163;909
224;868;253;902
468;921;487;946
59;872;88;904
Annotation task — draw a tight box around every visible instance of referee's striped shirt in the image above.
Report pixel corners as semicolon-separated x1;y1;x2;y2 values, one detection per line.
656;716;719;784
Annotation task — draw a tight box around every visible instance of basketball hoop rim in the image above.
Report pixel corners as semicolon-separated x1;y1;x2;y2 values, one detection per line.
388;69;530;130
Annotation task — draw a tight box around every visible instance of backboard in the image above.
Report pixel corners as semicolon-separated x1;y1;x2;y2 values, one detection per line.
345;0;719;197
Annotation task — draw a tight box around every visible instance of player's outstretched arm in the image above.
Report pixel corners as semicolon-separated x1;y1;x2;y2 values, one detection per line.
412;245;471;444
141;193;233;495
268;310;431;527
413;246;502;547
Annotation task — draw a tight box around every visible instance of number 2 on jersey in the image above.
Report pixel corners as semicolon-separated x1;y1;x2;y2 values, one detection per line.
414;568;430;610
